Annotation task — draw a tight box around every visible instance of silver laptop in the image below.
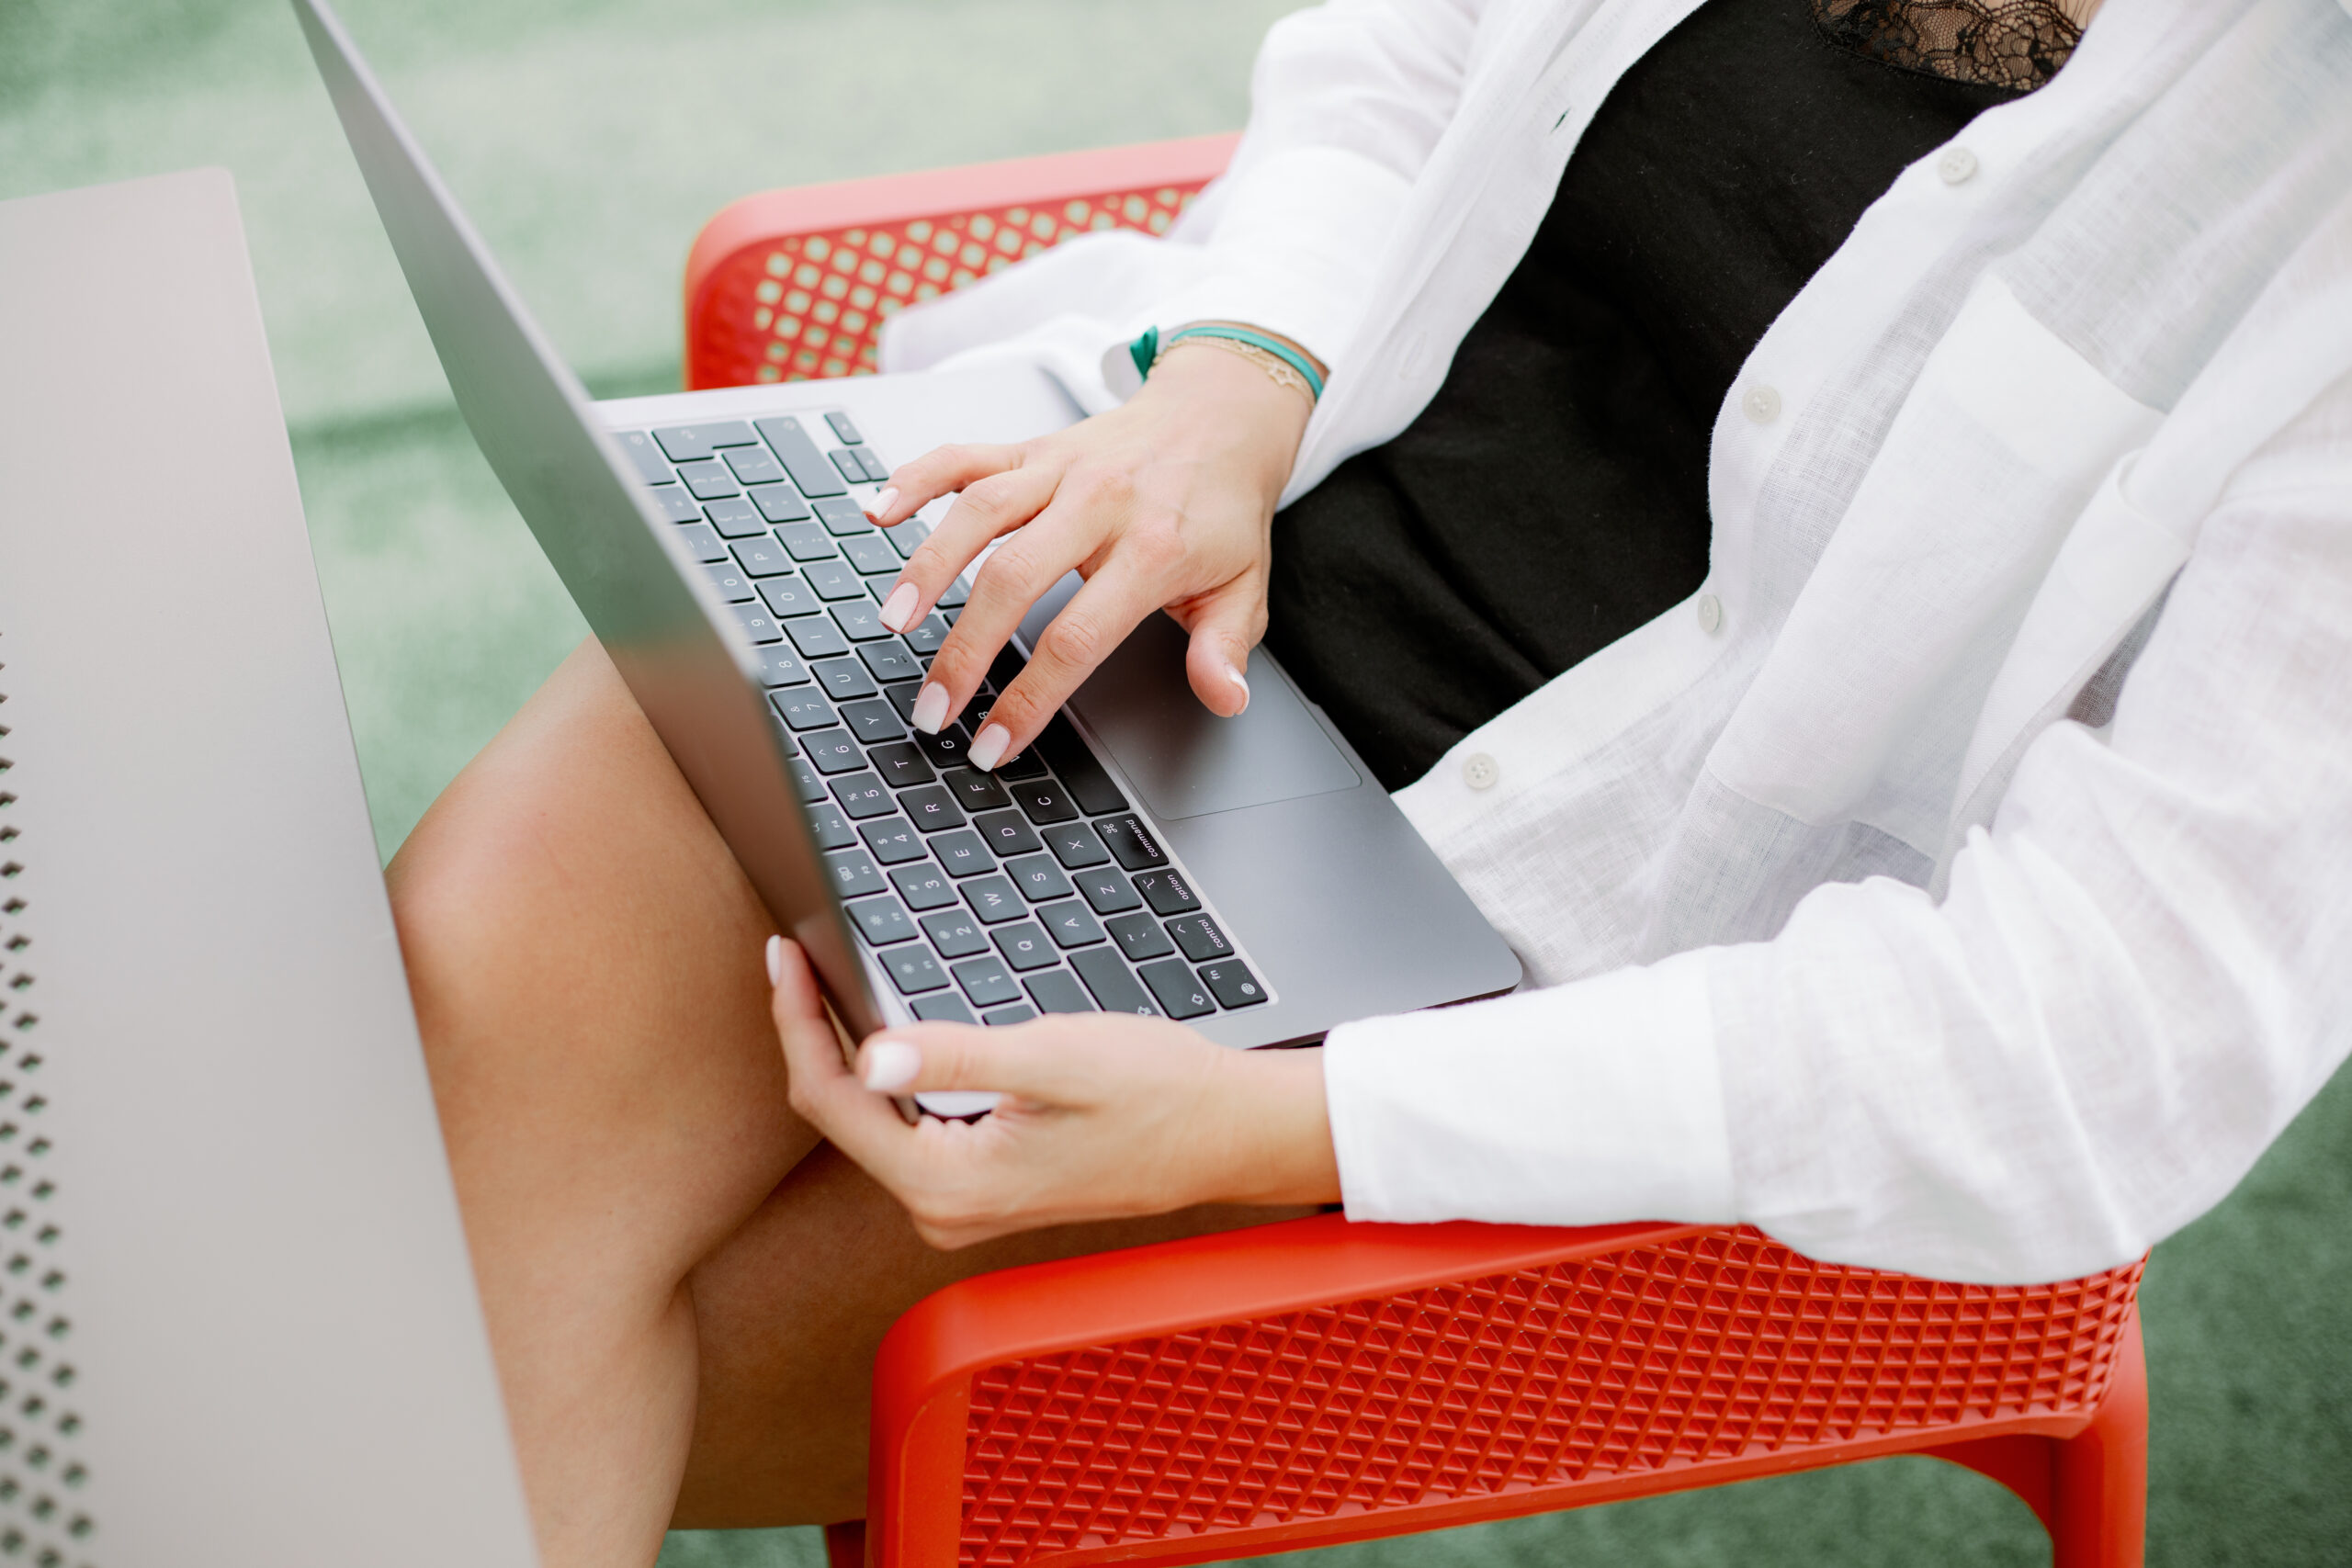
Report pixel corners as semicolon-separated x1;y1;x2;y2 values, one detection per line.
294;0;1518;1104
0;166;536;1567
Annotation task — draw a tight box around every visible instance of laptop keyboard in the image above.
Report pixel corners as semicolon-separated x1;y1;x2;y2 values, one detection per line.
619;415;1272;1026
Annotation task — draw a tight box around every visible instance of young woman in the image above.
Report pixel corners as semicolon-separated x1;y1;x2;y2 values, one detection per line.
386;0;2352;1562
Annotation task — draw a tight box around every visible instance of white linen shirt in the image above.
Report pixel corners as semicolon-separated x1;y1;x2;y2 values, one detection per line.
882;0;2352;1283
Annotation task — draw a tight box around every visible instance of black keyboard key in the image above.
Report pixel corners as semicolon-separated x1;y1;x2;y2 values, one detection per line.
758;577;819;618
785;615;852;660
752;645;811;688
1043;820;1112;869
971;809;1042;859
838;698;907;745
952;955;1023;1007
732;604;785;645
889;863;958;910
1070;948;1160;1017
902;614;952;656
830;772;895;819
912;724;974;770
676;521;728;562
822;849;884;900
1104;911;1174;962
880;945;948;996
843;535;900;575
981;1004;1036;1026
830;447;868;485
854;447;892;483
805;801;856;851
859;817;929;864
912;994;975;1024
799;728;865;774
1137;958;1216;1019
1010;854;1076;905
725;445;786;486
824;410;865;445
617;429;674;483
703;494;766;536
866;740;934;789
1096;815;1169;871
654;422;755;462
753;415;848;498
1036;717;1128;816
1075;866;1142;916
919;908;992;959
845;896;917;946
994;737;1049;780
992;923;1057;973
1198;960;1267;1008
706;562;755;604
775;522;838;561
932;829;995;878
771;690;837;731
940;767;1011;814
1131;868;1201;916
1037;898;1104;949
732;536;795;578
811;657;877;701
676;458;741;500
863;644;924;685
830;600;891;642
1011;779;1078;826
648;485;702;523
960;874;1023;922
898;784;967;833
1024;969;1096;1015
789;755;828;803
748;482;812;524
803;560;865;600
935;575;970;609
887;517;932;559
1166;915;1233;962
814;495;873;536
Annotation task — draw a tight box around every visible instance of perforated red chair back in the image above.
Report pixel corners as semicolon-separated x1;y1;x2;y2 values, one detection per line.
684;134;1238;389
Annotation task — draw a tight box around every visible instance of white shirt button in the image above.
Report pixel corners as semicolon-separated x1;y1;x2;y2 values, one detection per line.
1462;752;1499;791
1939;145;1980;186
1697;592;1724;635
1741;384;1781;423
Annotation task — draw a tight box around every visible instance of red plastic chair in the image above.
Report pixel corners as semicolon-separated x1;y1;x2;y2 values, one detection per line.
684;134;1238;389
686;145;2152;1568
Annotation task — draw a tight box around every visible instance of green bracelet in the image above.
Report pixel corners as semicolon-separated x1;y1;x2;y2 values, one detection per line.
1128;323;1326;401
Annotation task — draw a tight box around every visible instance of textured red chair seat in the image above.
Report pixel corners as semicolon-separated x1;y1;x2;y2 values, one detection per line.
686;144;2150;1568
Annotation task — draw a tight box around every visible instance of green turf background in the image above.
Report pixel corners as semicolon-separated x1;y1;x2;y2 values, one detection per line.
6;2;2346;1562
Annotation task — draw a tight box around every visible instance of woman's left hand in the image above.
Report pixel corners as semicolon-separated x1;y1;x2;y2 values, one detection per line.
768;937;1340;1248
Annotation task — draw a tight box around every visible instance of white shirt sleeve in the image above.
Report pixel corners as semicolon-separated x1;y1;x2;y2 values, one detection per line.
1325;374;2352;1284
880;0;1488;397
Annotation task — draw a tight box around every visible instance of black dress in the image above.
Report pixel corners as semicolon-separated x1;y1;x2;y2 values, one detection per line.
1262;0;2067;790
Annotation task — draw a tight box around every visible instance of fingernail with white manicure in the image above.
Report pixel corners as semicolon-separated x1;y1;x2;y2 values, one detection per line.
868;486;899;521
862;1038;921;1092
1226;664;1250;711
968;723;1011;772
910;682;949;734
879;581;920;632
764;933;784;987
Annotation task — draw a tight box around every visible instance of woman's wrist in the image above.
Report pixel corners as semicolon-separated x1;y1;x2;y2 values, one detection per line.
1126;338;1312;501
1205;1044;1342;1208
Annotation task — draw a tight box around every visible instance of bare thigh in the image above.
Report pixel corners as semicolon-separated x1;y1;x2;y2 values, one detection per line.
391;639;1299;1537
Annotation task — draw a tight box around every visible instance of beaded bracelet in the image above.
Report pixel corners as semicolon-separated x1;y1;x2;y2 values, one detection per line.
1127;322;1326;403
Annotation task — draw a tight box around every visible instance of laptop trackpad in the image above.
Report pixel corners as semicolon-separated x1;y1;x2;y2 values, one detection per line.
1019;575;1360;820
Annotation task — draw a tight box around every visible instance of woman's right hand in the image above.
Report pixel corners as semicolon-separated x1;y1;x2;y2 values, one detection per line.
865;336;1316;772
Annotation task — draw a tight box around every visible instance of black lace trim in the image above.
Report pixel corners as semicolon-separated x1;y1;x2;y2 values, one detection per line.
1813;0;2081;94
